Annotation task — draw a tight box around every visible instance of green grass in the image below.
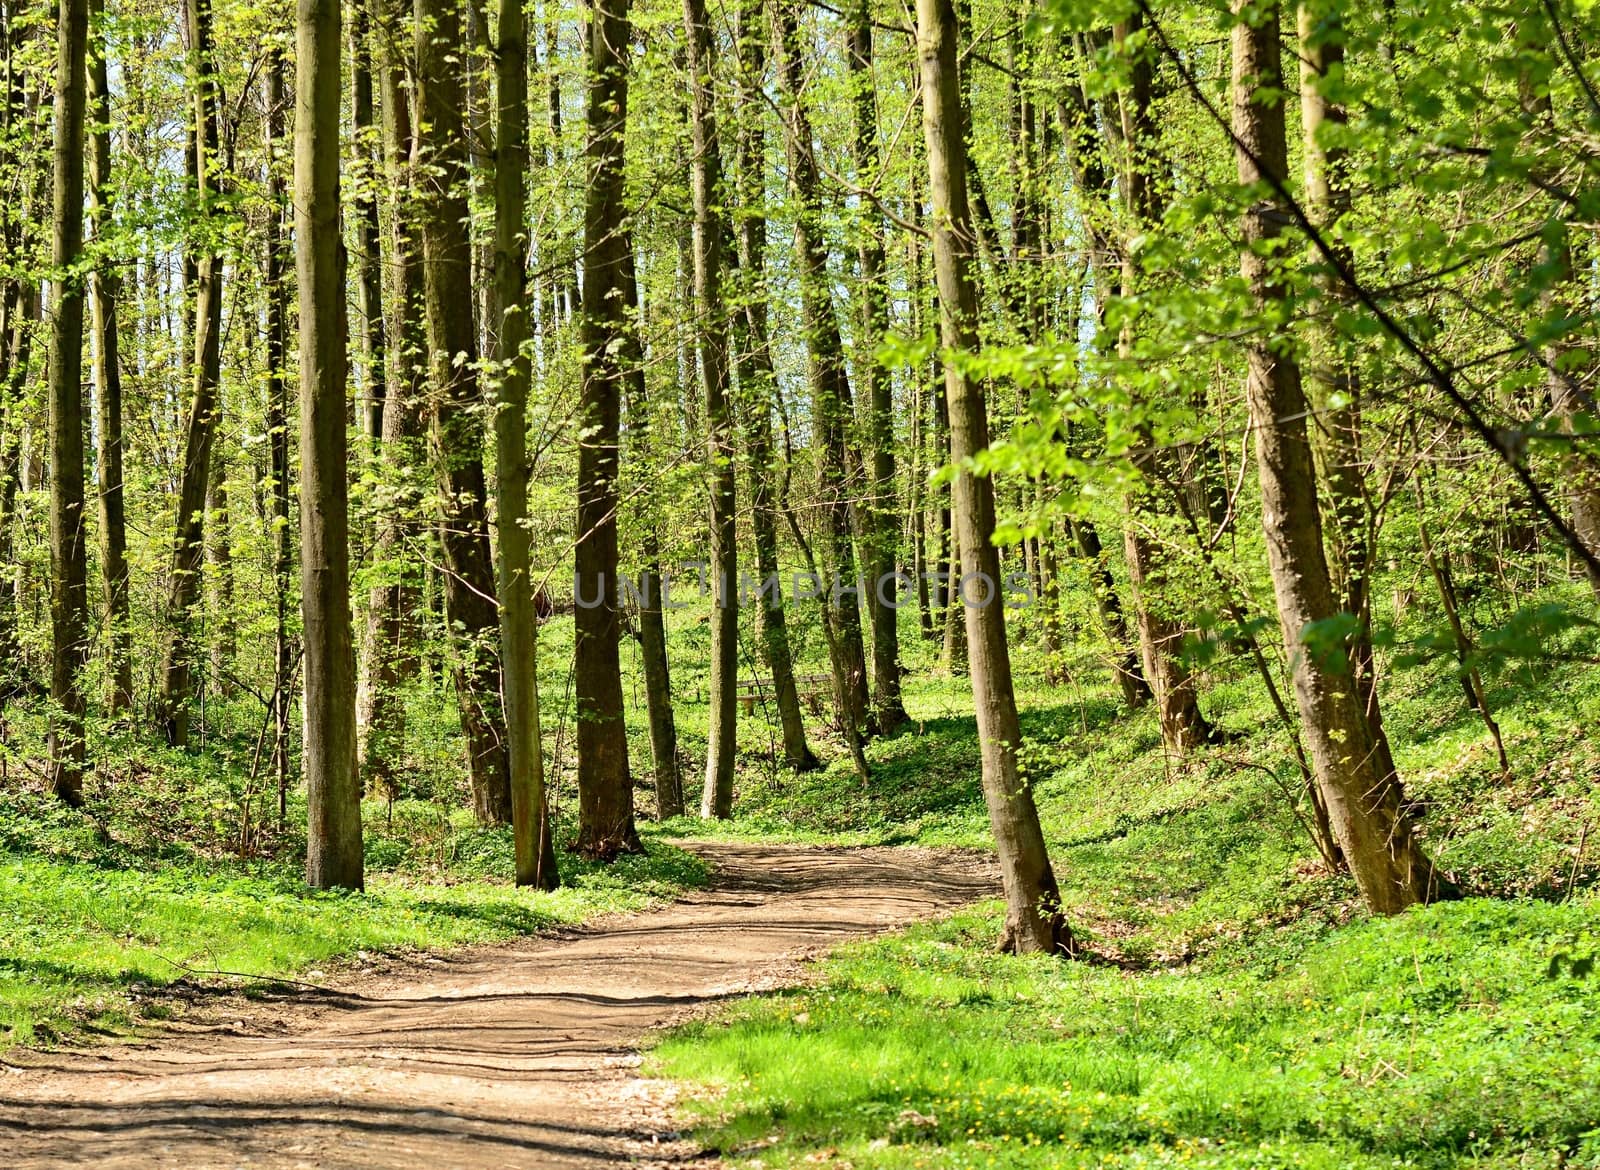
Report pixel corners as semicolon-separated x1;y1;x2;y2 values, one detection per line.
647;585;1600;1170
0;788;709;1047
653;898;1600;1169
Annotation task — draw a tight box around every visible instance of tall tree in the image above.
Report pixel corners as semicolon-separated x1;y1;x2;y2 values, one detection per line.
1231;0;1438;914
625;248;684;818
731;0;817;773
1112;14;1215;754
261;35;294;823
358;0;427;795
917;0;1067;954
848;1;905;733
574;0;642;858
1297;0;1398;804
46;0;90;805
351;0;385;442
772;0;872;742
414;0;511;825
683;0;737;819
86;0;131;716
494;0;559;888
155;0;226;747
297;0;363;890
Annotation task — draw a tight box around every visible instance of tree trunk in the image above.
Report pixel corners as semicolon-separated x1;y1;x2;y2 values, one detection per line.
1070;517;1151;708
351;0;385;442
297;0;364;890
917;0;1068;955
86;0;131;716
358;0;428;797
46;0;90;805
729;0;818;774
1054;33;1153;714
683;0;738;819
1114;13;1214;753
494;0;560;888
156;0;226;748
1232;0;1438;914
574;0;642;859
624;249;684;818
773;0;872;742
848;2;905;733
207;420;235;693
415;0;512;826
1297;0;1398;786
262;37;294;826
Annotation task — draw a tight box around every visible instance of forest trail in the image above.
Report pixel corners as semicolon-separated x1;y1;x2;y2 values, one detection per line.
0;844;995;1169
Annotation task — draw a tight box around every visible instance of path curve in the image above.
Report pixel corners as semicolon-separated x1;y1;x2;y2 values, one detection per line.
0;843;996;1168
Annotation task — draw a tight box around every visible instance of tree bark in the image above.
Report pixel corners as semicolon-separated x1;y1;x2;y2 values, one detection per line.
86;0;131;716
773;0;872;742
262;36;294;826
206;417;235;693
358;0;428;797
917;0;1068;954
574;0;642;858
494;0;560;888
1053;34;1153;713
1297;0;1398;788
415;0;512;826
46;0;90;805
1232;0;1438;914
624;247;685;818
155;0;226;748
351;0;385;442
683;0;738;819
297;0;364;890
848;2;905;733
1113;13;1214;753
731;0;817;774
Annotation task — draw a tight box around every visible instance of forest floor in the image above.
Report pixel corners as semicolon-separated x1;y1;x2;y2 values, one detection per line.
0;842;994;1169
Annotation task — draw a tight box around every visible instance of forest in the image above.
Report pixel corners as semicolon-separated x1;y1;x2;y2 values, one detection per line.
0;0;1598;1164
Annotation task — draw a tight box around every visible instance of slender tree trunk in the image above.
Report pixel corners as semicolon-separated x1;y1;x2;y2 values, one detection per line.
46;0;90;805
1054;34;1152;713
543;15;573;324
935;373;967;673
494;0;560;888
156;0;226;748
86;0;131;716
1071;517;1151;708
624;249;684;818
358;0;427;796
1114;13;1213;753
298;0;363;890
1232;0;1438;914
773;0;872;742
848;3;905;733
207;422;235;692
1297;0;1398;786
682;0;738;818
262;39;294;826
917;0;1068;954
574;0;642;858
415;0;512;826
351;0;385;442
731;0;817;773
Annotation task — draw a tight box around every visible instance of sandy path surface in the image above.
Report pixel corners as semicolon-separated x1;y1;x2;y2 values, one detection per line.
0;843;996;1168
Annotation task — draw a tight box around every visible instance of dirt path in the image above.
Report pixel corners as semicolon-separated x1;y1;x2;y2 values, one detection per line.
0;843;995;1169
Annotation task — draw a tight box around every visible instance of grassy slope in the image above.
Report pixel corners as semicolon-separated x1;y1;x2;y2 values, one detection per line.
649;593;1600;1169
0;792;708;1046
